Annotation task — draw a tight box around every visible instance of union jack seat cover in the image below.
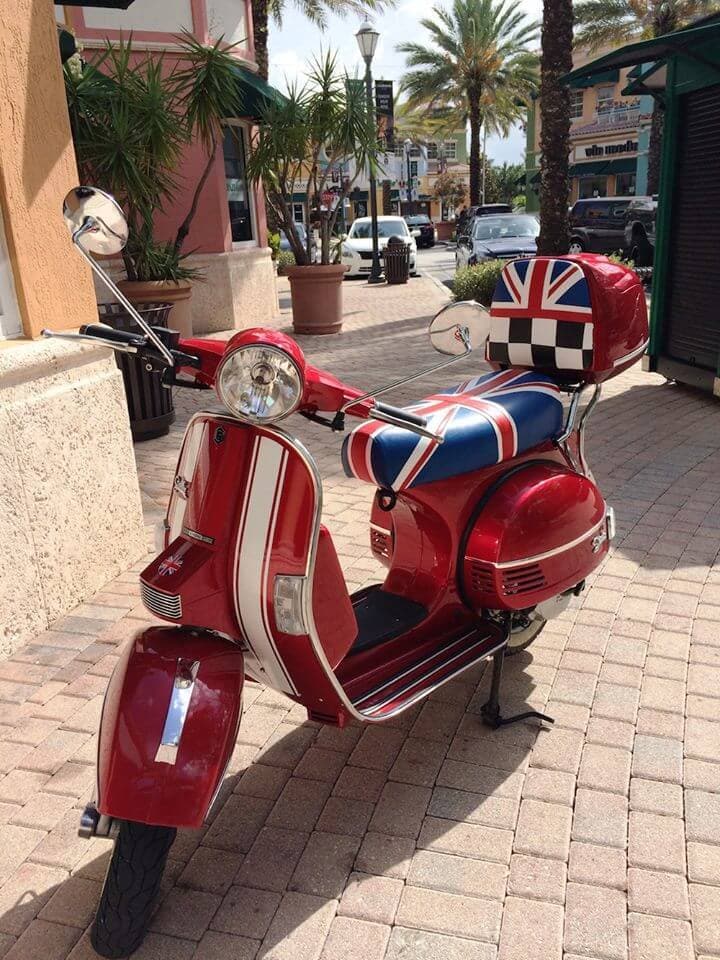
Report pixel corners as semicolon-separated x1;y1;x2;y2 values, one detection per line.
341;368;563;491
489;258;594;371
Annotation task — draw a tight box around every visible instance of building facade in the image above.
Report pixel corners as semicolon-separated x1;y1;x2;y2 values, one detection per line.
54;0;276;335
525;46;654;211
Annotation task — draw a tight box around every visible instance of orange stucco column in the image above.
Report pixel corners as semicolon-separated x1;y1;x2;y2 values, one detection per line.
0;0;97;337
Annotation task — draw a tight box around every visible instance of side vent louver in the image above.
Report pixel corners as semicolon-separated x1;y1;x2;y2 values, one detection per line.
141;581;182;620
502;563;546;596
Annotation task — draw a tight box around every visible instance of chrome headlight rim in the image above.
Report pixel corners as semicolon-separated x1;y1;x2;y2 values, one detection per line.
216;342;304;424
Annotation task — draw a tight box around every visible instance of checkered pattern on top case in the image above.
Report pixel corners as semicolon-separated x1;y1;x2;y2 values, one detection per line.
487;316;594;370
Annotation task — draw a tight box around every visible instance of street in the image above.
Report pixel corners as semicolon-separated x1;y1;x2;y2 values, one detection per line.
417;242;457;291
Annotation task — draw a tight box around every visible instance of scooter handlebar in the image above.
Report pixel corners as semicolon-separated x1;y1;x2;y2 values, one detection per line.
79;323;146;347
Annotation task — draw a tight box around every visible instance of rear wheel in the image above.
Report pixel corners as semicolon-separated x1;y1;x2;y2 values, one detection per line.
505;611;546;656
91;820;176;959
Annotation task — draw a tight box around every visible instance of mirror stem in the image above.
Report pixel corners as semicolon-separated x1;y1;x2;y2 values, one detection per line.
73;220;175;367
341;346;472;414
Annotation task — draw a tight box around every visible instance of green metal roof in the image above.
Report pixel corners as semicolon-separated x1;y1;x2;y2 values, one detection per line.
564;17;720;86
570;160;610;176
567;68;618;89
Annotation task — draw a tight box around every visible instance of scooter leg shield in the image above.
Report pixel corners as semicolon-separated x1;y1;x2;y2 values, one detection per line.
96;626;244;829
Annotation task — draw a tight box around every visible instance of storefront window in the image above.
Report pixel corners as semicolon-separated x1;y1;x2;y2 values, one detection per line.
615;173;636;196
223;125;254;243
578;176;608;199
596;85;615;113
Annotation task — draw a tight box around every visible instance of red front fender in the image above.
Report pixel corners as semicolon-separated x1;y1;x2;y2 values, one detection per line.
97;626;244;829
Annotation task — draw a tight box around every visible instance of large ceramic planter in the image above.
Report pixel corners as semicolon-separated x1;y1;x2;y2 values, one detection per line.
286;264;347;335
117;279;193;339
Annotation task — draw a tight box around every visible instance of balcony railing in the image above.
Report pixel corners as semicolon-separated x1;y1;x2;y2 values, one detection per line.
572;101;642;134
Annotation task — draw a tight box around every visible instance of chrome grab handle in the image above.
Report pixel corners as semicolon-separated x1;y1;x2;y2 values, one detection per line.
370;405;444;443
41;329;139;355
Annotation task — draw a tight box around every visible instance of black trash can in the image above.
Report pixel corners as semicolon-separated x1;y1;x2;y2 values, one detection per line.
384;235;411;285
98;302;177;442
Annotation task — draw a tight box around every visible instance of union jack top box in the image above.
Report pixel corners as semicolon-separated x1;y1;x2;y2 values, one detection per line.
488;254;649;383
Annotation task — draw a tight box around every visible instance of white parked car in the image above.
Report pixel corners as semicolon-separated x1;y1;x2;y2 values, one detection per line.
341;216;417;278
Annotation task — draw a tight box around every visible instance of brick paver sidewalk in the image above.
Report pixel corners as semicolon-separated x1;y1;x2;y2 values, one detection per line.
1;275;719;960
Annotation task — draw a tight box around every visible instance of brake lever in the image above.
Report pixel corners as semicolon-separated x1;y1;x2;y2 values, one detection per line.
42;329;139;355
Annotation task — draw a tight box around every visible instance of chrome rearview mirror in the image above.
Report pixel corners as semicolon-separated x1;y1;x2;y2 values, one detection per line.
55;186;174;366
428;300;491;357
63;186;129;256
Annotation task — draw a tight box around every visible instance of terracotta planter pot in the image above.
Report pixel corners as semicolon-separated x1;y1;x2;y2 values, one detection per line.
286;264;347;335
117;279;193;339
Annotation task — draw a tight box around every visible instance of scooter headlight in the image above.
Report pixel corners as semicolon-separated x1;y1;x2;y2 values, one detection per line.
216;341;304;423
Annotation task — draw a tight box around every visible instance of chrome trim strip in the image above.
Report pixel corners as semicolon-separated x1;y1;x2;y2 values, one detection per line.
155;659;200;764
468;517;606;570
612;339;649;367
370;522;392;536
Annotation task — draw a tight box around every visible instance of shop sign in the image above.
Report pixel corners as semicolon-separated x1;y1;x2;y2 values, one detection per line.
375;80;394;149
574;139;638;160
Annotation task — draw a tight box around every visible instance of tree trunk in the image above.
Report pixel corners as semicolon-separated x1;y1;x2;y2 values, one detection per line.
252;0;270;81
174;136;218;255
468;91;481;206
537;0;573;255
646;100;664;195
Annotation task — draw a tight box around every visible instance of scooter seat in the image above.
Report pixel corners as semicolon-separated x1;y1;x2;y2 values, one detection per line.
342;368;564;491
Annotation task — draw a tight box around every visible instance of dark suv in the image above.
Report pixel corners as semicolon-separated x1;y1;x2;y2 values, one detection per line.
569;197;633;254
624;196;657;266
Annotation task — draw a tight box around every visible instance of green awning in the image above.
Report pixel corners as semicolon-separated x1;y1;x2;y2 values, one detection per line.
567;68;619;89
234;67;287;120
570;161;610;176
606;157;637;174
563;17;720;86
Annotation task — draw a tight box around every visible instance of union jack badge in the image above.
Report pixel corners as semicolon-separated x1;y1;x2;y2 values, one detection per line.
158;554;183;576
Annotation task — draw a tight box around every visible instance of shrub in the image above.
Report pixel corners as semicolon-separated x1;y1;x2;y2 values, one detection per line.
268;232;281;260
276;249;296;273
453;260;507;306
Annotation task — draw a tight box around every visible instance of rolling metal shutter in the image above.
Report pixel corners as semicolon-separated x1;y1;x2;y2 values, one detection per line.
664;83;720;370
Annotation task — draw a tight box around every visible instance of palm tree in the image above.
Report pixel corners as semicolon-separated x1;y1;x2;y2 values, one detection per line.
398;0;539;205
573;0;718;191
537;0;574;254
252;0;394;79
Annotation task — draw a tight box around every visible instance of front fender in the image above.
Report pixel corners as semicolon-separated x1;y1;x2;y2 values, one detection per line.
97;626;244;829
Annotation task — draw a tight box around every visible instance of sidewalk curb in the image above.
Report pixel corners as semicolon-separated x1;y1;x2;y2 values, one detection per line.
423;270;454;301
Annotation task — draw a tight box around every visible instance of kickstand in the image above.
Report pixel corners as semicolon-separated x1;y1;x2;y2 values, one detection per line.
480;642;555;730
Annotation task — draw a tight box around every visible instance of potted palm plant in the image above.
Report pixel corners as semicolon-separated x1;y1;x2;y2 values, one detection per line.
246;52;377;334
64;34;242;337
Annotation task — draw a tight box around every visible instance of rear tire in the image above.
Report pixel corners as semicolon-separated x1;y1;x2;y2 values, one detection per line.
505;611;546;656
91;820;176;959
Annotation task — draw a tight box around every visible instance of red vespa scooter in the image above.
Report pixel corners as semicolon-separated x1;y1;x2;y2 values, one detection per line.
47;187;649;958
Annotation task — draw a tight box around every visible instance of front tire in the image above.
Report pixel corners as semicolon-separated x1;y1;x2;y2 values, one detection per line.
91;821;176;959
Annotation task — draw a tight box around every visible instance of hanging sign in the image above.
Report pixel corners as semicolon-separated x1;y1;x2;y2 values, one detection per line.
375;80;395;149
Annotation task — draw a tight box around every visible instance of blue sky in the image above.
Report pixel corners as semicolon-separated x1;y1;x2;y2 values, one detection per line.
267;0;543;166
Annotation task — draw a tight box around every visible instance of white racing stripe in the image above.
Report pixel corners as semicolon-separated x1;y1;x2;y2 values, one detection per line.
234;435;297;695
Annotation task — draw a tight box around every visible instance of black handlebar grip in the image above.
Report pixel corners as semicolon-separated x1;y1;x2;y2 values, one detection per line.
79;324;145;346
375;401;428;428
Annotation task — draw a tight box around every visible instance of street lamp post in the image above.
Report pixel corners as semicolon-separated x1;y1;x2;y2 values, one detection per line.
356;21;383;284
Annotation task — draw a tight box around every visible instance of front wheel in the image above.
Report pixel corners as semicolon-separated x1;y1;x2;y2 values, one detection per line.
92;821;176;959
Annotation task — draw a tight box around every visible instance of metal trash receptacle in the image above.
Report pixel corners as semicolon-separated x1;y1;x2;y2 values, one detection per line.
384;235;411;285
98;302;177;442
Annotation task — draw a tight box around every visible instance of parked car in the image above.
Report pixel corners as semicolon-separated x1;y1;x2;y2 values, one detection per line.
624;196;657;266
341;216;417;278
456;213;539;269
458;203;514;239
280;222;318;262
569;197;633;254
404;213;437;248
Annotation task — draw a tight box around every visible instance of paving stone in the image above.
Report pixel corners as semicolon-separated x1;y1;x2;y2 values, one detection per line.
639;676;685;714
564;882;627;960
0;771;50;806
0;825;46;886
348;727;405;771
319;916;389;960
2;919;81;960
497;895;564;960
267;779;332;834
204;796;274;854
315;796;374;838
572;790;628;849
506;854;566;904
408;849;507;901
211;885;282;939
258;891;336;960
513;799;571;862
631;735;683;783
627;912;694;960
685;717;720;763
446;735;531;774
690;883;720;956
592;682;640;723
417;816;514;864
337;871;403;925
258;725;317;771
389;736;447;787
529;727;584;774
578;743;631;795
685;788;720;843
629;778;683;817
38;875;101;929
635;707;685;740
193;931;260;960
568;841;626;890
235;826;308;893
385;926;495;960
10;793;75;832
684;757;720;793
293;748;348;784
586;717;636;752
627;868;689;919
354;832;414;879
628;812;685;874
522;768;576;808
428;786;518;830
331;766;387;803
436;759;524;800
368;781;430;839
177;846;243;895
395;885;502;943
0;861;67;936
687;840;720;884
289;831;359;899
150;886;221;940
234;764;291;801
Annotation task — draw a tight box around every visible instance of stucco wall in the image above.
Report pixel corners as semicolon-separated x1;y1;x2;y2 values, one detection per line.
0;0;98;337
188;247;277;333
0;339;146;659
